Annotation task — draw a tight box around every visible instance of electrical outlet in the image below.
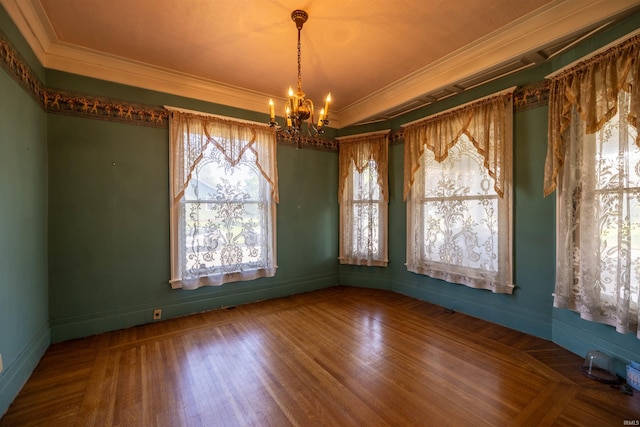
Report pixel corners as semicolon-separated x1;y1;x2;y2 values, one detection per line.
153;309;162;320
0;353;3;373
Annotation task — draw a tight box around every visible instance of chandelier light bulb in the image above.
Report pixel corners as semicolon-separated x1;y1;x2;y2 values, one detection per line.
269;99;275;121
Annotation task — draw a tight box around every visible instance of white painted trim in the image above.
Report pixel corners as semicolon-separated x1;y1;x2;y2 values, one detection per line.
2;0;638;129
400;86;517;128
0;0;55;65
338;0;640;127
544;22;614;61
0;0;296;120
545;28;640;79
43;40;285;116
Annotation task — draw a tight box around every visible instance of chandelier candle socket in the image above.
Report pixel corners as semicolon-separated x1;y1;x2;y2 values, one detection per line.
269;10;331;147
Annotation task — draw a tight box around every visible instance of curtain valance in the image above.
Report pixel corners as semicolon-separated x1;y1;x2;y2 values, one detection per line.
544;34;640;197
169;109;279;204
338;132;389;202
403;92;513;200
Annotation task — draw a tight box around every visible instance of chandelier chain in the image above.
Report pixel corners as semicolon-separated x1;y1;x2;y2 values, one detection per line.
297;27;302;93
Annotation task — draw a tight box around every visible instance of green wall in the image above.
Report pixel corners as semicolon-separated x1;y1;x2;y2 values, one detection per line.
3;3;640;417
46;110;339;342
544;8;640;376
339;103;556;339
337;11;640;373
0;7;50;416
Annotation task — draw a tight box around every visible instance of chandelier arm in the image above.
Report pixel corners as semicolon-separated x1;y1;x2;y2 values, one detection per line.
304;98;315;135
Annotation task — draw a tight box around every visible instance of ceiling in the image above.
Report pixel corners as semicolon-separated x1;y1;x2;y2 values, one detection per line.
2;0;640;128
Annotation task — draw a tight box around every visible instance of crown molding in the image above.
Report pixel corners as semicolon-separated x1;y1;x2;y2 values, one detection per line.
44;40;279;114
1;16;546;151
0;0;294;121
1;0;637;128
337;0;639;127
0;0;53;64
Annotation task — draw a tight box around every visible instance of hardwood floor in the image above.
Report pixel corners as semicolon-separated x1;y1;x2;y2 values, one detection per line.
2;286;639;426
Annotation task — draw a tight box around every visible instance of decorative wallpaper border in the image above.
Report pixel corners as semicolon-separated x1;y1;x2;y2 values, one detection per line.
0;32;43;105
276;134;339;151
43;87;169;128
1;29;171;129
514;80;550;112
1;28;547;152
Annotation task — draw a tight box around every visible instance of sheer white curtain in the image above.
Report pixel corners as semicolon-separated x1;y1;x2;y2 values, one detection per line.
403;91;514;293
545;35;640;337
168;109;278;289
338;132;389;266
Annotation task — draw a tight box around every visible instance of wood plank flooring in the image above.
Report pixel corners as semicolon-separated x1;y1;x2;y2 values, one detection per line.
2;286;640;426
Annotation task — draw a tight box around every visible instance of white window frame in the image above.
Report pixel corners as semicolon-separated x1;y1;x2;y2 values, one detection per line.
338;132;389;267
403;89;514;294
168;107;278;290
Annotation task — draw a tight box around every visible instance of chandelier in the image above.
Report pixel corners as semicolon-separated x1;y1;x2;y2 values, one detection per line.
269;10;331;147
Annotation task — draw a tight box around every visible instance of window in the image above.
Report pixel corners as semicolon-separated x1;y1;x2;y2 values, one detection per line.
404;91;514;293
184;146;270;276
338;133;389;266
348;162;383;256
168;109;278;289
546;34;640;336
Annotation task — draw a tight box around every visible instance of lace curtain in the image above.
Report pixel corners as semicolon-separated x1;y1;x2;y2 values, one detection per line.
338;132;389;266
404;92;514;293
544;34;640;197
404;92;513;201
544;35;640;337
170;110;279;204
168;109;278;289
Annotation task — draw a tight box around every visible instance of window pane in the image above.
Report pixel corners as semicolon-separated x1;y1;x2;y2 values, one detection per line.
405;96;513;293
420;135;499;273
351;201;380;255
183;144;270;279
340;155;388;267
353;161;381;201
594;109;640;302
